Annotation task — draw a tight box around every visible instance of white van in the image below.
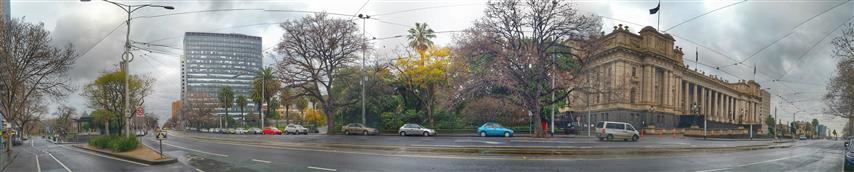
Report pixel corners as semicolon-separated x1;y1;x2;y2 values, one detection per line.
595;121;640;142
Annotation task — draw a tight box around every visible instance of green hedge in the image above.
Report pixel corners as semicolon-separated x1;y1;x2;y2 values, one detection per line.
88;135;139;152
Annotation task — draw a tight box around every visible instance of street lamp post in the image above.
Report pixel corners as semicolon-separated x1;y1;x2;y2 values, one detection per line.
690;102;703;139
81;0;174;137
357;14;370;126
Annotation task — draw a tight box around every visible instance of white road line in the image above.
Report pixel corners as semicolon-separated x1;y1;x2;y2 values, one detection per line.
47;152;72;172
33;153;41;172
695;154;806;172
59;145;151;167
307;166;337;171
162;142;229;157
195;168;205;172
251;159;272;163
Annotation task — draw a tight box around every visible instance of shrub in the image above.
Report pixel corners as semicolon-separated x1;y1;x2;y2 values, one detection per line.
88;135;139;152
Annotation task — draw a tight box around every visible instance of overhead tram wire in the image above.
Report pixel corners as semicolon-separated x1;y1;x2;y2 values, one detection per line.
79;22;125;59
133;8;352;20
663;0;747;32
600;16;766;81
773;16;854;81
371;3;485;17
601;15;812;105
720;0;852;69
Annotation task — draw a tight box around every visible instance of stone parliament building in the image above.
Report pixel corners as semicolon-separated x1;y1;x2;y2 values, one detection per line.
563;25;771;134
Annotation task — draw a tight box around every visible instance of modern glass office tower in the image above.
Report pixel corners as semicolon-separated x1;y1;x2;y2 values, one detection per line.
182;32;262;116
1;0;9;22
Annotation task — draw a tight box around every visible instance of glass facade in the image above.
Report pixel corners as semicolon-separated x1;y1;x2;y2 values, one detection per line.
2;0;9;22
182;32;262;116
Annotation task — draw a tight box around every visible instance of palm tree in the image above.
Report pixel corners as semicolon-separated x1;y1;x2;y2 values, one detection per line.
236;95;247;127
218;86;234;128
252;67;280;126
407;22;436;52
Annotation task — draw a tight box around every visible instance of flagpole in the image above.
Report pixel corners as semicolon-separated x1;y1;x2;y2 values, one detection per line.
657;0;661;30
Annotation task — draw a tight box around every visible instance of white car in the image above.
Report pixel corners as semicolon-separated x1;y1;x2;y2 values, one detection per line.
595;121;640;142
398;123;436;136
235;128;248;134
284;124;309;135
248;128;263;135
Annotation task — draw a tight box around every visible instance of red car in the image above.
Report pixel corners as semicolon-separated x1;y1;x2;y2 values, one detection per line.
262;127;282;135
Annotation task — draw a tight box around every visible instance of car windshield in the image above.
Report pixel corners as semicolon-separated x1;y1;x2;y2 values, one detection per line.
24;1;848;171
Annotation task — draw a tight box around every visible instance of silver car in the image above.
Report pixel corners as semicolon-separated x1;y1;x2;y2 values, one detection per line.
398;123;436;136
595;121;640;142
284;124;309;135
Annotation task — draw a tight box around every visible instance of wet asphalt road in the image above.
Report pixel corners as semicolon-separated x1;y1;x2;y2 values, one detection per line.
1;134;844;172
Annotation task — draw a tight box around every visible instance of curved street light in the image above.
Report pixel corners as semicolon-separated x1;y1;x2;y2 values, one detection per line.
81;0;174;137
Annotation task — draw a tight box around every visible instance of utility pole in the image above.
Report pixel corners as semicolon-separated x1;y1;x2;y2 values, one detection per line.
80;0;174;137
586;80;591;137
774;107;777;140
358;14;370;125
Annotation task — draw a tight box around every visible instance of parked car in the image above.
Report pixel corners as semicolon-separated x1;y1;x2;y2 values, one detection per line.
564;122;578;135
799;135;807;140
845;139;854;171
398;123;436;136
284;124;309;135
595;121;640;142
477;122;514;137
235;128;248;134
262;127;282;135
342;123;378;135
249;128;263;135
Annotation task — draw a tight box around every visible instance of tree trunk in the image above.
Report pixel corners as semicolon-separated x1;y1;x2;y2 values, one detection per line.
324;103;336;135
532;87;545;138
225;108;229;128
426;84;435;127
285;106;290;125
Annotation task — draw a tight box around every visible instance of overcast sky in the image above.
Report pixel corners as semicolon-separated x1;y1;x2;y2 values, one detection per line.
8;0;854;132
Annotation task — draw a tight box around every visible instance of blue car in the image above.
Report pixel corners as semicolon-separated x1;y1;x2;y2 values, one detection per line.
477;122;514;137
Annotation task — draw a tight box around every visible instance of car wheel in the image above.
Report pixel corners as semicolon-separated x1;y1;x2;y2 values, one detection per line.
632;135;639;142
480;131;487;137
400;131;406;136
504;132;511;137
423;131;429;136
344;130;350;135
606;134;614;141
363;130;369;136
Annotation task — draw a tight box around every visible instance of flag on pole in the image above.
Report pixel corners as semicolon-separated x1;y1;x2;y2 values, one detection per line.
695;49;698;62
754;65;757;75
649;3;660;14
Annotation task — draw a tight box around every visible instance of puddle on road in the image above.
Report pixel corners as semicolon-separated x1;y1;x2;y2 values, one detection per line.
186;154;257;172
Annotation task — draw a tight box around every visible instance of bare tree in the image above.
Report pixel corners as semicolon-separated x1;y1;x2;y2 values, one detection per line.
826;23;854;120
183;91;219;129
454;0;602;137
0;18;78;150
53;105;76;142
275;12;367;135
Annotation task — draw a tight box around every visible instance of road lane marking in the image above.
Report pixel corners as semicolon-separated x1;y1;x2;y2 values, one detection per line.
695;153;807;172
34;153;41;172
251;159;272;163
195;168;205;172
59;145;151;167
307;166;337;171
162;142;229;157
47;152;72;172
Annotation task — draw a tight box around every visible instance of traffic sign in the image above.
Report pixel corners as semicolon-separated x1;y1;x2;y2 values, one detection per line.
135;106;145;117
156;132;167;140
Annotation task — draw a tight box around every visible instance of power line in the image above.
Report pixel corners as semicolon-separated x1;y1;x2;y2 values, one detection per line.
133;8;352;20
721;0;851;68
774;16;854;81
372;3;484;17
79;22;125;58
663;0;747;32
